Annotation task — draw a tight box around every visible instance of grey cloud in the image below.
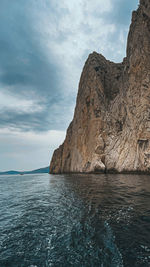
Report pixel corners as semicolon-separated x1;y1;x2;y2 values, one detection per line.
91;0;138;25
0;19;62;92
99;0;139;62
108;0;138;25
0;0;139;133
0;0;74;132
0;96;74;132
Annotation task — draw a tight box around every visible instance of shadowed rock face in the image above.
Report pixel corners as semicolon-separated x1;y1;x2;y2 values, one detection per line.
50;0;150;174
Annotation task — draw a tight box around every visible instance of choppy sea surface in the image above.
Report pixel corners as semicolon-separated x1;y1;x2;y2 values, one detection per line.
0;173;150;267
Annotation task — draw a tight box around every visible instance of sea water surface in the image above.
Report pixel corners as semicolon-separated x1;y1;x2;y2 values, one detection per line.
0;173;150;267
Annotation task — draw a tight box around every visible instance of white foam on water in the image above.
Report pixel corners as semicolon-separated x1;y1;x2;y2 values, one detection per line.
103;221;124;267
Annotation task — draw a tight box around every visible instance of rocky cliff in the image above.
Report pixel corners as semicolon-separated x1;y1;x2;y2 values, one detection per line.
50;0;150;174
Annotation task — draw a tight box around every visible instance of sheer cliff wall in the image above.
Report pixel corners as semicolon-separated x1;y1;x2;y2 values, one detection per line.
50;0;150;174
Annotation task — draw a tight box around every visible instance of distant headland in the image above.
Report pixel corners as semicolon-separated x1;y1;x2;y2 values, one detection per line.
0;166;49;175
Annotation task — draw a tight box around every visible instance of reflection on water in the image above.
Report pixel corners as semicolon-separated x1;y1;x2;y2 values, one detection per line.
0;173;150;266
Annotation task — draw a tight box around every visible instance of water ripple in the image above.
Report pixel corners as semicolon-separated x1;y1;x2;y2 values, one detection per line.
0;173;150;266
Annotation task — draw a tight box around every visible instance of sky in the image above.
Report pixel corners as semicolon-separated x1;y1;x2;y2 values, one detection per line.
0;0;138;171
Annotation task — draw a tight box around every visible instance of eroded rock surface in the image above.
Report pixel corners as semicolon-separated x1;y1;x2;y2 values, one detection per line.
50;0;150;174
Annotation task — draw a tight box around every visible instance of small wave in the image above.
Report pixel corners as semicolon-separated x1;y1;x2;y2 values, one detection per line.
103;221;124;267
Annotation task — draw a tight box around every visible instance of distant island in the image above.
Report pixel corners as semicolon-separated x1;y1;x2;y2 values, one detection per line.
0;166;49;175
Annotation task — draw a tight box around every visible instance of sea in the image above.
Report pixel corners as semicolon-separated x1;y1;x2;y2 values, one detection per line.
0;173;150;267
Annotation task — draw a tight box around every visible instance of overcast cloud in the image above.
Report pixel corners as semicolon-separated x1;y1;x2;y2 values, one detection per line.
0;0;138;171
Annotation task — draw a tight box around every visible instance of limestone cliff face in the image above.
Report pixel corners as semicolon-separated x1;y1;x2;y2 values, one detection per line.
50;0;150;174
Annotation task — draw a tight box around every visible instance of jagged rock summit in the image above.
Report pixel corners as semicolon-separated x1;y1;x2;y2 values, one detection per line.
50;0;150;174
